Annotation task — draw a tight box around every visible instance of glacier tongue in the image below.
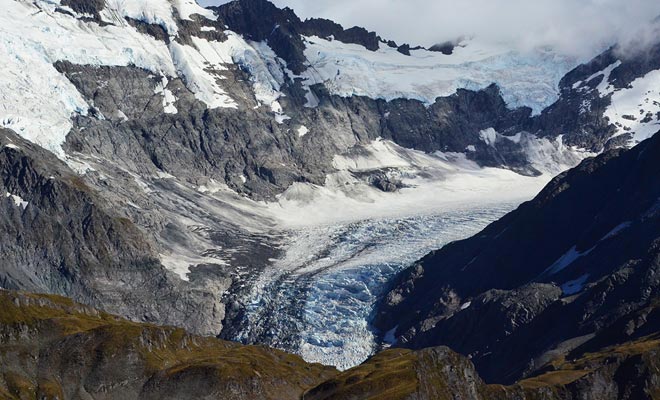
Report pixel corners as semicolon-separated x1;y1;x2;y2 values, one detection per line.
221;134;593;369
232;205;525;370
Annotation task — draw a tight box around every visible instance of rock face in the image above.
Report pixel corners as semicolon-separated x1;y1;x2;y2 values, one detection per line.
0;290;336;400
375;131;660;383
211;0;382;73
0;130;225;336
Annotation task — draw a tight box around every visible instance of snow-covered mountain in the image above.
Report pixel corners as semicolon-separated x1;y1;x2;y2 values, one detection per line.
1;0;659;371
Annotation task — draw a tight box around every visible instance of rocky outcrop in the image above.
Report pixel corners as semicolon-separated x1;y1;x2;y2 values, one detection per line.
305;347;487;400
212;0;308;74
530;41;660;151
61;0;105;18
211;0;383;74
0;129;225;336
375;131;660;383
300;19;381;51
305;335;660;400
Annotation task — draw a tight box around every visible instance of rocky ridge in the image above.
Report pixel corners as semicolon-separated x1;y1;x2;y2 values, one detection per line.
376;131;660;383
0;289;657;400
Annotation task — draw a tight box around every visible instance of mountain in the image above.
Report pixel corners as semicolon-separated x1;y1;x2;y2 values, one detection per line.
0;129;223;335
1;289;657;399
375;131;660;383
1;0;660;373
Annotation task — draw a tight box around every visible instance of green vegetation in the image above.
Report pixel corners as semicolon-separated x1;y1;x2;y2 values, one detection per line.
0;290;335;400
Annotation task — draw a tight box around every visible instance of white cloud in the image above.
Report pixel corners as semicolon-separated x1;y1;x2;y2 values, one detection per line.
199;0;660;58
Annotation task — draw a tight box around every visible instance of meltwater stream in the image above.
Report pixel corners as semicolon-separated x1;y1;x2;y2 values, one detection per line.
229;203;520;370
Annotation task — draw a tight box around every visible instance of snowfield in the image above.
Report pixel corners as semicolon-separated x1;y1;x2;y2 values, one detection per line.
268;137;589;228
574;59;660;145
300;36;580;115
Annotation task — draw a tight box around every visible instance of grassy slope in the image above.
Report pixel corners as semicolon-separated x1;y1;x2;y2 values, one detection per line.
0;290;336;400
0;289;657;400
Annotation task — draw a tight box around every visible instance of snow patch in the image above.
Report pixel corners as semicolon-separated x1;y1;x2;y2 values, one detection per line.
479;128;498;146
604;69;660;144
543;245;594;276
589;61;623;96
5;192;28;209
229;38;291;119
561;274;590;295
154;76;178;114
198;179;231;194
159;251;226;281
383;326;398;345
275;114;291;124
173;0;217;21
602;221;632;240
115;110;129;122
170;37;237;109
297;125;309;137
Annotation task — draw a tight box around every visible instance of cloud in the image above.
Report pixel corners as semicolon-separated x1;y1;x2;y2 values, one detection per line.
199;0;660;58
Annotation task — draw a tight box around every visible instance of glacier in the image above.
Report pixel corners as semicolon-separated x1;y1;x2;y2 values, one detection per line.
231;204;526;370
299;36;581;115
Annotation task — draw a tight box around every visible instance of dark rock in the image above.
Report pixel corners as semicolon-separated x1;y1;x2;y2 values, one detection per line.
376;132;660;383
370;173;402;192
212;0;308;74
429;41;457;55
126;17;170;43
397;44;411;56
61;0;105;17
0;129;224;336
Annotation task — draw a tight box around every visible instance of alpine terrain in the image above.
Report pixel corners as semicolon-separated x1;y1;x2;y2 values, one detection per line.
0;0;659;398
